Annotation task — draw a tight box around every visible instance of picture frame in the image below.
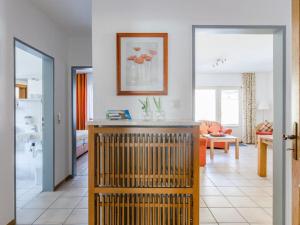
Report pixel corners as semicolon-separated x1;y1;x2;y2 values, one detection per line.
116;33;168;95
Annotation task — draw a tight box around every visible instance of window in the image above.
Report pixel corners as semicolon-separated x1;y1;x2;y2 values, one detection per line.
195;89;216;121
195;87;241;126
221;89;240;125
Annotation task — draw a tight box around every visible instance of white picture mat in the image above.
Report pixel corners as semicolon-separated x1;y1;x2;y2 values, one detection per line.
120;37;164;91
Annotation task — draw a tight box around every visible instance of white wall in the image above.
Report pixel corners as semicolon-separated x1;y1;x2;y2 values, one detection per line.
68;37;92;67
0;1;12;224
196;73;242;88
256;72;274;122
0;1;70;224
93;1;291;223
92;0;291;120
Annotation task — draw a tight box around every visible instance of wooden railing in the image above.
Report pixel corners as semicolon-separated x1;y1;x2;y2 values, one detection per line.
88;126;200;225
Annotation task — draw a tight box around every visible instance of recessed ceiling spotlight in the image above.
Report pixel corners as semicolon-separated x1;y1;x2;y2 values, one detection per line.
212;57;228;68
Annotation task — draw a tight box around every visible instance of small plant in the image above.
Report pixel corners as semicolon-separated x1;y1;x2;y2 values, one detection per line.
138;97;150;113
153;97;162;112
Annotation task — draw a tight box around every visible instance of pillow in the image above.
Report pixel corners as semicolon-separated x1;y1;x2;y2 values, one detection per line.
200;123;209;134
208;125;221;133
260;121;273;132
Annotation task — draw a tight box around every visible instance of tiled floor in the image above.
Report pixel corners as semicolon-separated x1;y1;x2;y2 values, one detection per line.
17;154;88;225
17;145;273;225
200;144;273;225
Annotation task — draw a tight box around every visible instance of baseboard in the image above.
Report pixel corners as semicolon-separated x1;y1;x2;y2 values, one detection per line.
7;219;16;225
54;174;73;191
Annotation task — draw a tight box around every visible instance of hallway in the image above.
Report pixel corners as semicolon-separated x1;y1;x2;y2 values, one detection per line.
16;145;273;225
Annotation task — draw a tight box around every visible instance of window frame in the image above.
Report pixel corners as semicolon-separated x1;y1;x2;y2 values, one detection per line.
195;86;242;127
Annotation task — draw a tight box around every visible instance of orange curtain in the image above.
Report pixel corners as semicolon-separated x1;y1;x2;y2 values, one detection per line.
76;73;87;130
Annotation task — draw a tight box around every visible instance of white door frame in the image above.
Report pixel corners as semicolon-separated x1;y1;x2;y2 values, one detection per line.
192;25;287;225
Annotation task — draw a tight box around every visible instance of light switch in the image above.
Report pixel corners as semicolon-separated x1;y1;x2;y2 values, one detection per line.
57;112;61;124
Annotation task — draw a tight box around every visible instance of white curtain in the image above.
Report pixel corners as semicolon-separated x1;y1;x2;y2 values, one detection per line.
87;73;93;121
242;72;256;144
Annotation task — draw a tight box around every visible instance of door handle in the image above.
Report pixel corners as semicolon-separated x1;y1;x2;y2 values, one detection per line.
283;122;298;160
283;134;297;140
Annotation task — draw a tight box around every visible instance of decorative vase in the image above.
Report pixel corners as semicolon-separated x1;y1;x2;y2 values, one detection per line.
143;111;153;121
154;110;165;121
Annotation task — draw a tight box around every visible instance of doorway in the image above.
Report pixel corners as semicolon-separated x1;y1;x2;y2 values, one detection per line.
71;66;93;177
14;39;55;211
193;26;286;224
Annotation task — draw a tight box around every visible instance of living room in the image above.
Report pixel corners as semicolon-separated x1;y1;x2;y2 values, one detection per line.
194;29;274;223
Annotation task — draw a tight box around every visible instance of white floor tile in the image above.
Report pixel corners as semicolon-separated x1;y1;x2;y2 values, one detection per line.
17;209;45;225
202;196;232;207
33;209;72;224
250;196;272;208
218;187;245;196
200;187;222;196
23;197;57;209
237;208;272;223
50;197;81;209
200;208;216;223
76;197;88;209
64;209;88;224
210;208;246;223
226;196;258;207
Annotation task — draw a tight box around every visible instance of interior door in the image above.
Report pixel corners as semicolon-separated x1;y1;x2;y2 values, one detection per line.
42;55;55;191
292;0;300;224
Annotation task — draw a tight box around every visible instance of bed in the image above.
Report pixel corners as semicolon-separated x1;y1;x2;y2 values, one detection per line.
76;130;88;158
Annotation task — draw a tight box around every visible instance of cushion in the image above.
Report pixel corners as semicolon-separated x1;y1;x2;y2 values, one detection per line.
200;123;209;134
208;125;221;133
256;131;273;135
259;121;273;132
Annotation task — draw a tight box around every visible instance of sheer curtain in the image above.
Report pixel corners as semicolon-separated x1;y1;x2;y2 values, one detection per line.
242;72;256;144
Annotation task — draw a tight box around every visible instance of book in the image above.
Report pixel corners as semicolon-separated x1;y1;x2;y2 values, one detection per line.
106;110;132;120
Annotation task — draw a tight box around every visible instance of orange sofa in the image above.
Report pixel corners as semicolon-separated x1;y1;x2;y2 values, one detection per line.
199;120;233;151
199;138;207;167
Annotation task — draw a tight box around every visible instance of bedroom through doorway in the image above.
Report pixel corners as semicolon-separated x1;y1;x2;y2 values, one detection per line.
71;66;93;177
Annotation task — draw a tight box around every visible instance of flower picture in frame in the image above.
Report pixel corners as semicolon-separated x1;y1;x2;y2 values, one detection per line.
116;33;168;95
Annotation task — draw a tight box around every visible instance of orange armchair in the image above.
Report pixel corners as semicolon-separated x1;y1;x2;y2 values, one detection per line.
199;120;233;151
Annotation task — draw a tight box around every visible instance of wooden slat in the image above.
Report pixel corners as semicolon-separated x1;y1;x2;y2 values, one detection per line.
148;136;151;187
173;135;176;187
143;136;145;187
132;135;135;187
168;135;171;186
127;135;130;187
163;136;166;186
158;135;161;187
138;135;140;187
112;136;115;186
183;135;186;187
117;135;120;187
122;136;125;187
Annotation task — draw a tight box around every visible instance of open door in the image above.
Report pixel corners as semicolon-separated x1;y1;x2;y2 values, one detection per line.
292;0;300;224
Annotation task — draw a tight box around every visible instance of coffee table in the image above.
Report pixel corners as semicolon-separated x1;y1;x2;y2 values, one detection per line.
202;134;240;160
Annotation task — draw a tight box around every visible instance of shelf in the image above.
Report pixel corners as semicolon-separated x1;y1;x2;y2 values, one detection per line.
16;98;42;102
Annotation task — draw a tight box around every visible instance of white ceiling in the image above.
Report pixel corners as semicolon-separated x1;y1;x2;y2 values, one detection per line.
195;33;273;74
29;0;92;36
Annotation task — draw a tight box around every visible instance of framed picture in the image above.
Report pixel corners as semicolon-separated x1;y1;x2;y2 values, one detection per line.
116;33;168;95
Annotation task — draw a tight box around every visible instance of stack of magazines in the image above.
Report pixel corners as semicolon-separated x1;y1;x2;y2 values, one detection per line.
106;110;132;120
